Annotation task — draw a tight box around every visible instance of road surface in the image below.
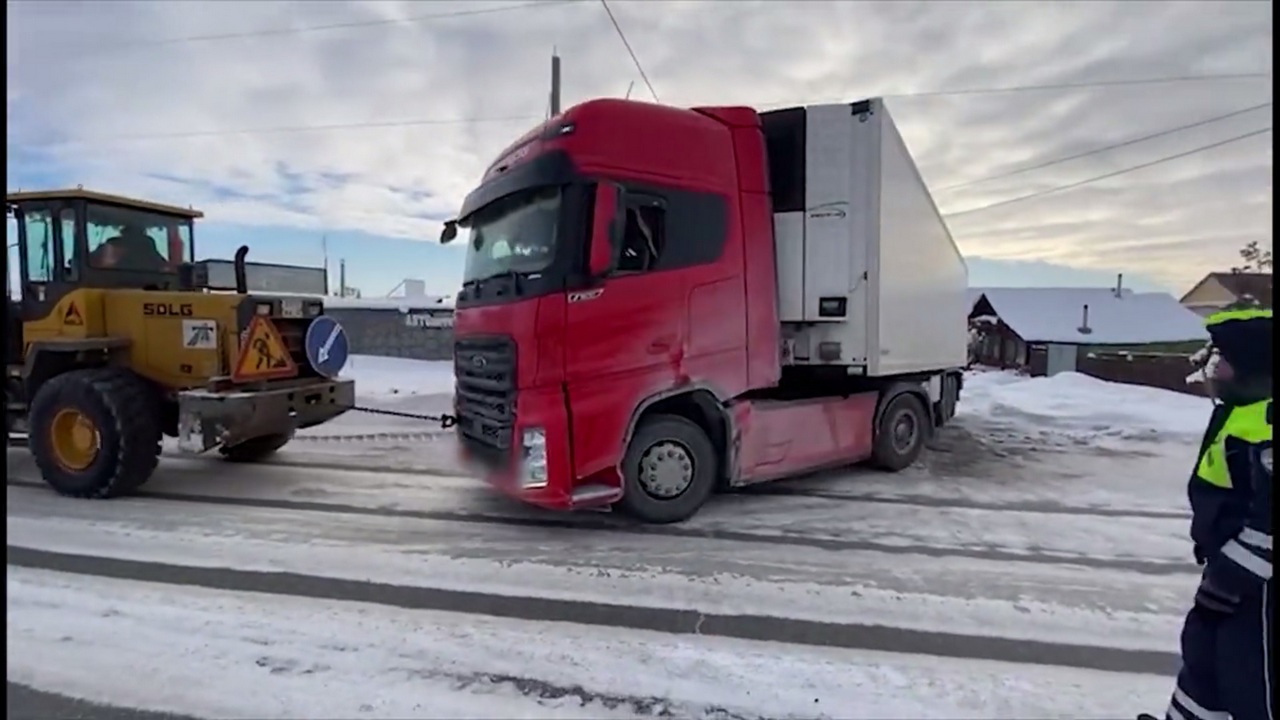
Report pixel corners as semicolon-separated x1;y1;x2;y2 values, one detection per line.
6;427;1194;718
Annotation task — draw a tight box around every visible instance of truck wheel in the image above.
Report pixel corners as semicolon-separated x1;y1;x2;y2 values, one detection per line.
870;393;929;472
616;414;718;524
28;368;162;498
219;432;293;463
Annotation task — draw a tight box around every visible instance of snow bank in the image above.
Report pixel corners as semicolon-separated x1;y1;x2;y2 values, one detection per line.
959;370;1211;444
342;355;453;399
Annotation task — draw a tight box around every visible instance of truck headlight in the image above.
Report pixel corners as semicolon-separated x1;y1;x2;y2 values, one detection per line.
520;427;548;489
255;302;272;316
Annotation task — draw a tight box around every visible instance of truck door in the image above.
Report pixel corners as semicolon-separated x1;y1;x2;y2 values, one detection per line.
564;191;683;475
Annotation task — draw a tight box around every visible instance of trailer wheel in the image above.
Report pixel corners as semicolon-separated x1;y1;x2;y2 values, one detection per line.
28;367;162;498
870;393;928;472
219;432;294;463
617;414;718;524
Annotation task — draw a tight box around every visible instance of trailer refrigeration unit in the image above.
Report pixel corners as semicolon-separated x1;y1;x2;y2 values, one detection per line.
442;97;968;523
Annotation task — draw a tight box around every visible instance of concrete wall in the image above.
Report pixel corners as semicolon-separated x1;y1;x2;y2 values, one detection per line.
324;301;455;361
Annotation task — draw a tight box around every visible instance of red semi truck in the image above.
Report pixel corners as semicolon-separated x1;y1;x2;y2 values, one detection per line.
441;97;967;523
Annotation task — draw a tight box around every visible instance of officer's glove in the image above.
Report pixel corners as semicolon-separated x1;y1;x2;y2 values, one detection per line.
1193;544;1207;566
1194;573;1240;614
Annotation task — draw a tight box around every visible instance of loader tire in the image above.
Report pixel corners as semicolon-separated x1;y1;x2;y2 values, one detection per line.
28;367;162;498
870;392;928;472
616;414;718;524
219;432;294;463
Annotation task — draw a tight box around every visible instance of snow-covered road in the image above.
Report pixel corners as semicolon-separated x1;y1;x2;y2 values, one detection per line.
6;361;1208;718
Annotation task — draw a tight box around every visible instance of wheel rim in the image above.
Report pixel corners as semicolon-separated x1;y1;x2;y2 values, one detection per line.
637;440;695;499
49;408;101;471
891;410;919;453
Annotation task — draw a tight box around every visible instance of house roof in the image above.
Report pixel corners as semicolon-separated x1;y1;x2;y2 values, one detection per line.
1203;272;1272;305
1179;272;1273;305
969;286;1208;345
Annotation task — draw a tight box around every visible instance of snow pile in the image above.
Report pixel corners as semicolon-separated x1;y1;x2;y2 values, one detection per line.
959;370;1211;446
342;355;454;399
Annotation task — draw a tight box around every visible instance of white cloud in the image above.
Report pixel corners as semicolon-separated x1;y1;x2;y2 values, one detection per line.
6;0;1273;289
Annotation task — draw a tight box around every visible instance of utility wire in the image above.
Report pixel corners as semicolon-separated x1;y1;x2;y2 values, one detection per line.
886;72;1269;99
944;126;1272;220
937;101;1274;192
72;1;583;57
33;115;543;146
599;0;659;102
768;72;1271;109
29;72;1268;147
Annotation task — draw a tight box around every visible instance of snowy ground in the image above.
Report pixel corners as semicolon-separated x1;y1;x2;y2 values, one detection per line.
6;361;1208;719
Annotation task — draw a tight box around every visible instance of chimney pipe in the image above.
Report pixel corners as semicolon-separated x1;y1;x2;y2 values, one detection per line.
1115;273;1124;298
1077;304;1093;334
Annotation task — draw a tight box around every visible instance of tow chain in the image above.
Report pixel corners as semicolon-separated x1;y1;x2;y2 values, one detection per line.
351;405;457;429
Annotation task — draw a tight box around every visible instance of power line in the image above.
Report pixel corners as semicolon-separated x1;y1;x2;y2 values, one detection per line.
31;115;543;147
22;74;1274;147
768;72;1271;108
73;1;583;57
599;0;659;103
937;101;1274;192
887;72;1269;98
944;126;1272;220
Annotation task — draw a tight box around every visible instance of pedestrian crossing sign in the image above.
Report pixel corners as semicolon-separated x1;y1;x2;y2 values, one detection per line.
232;316;297;383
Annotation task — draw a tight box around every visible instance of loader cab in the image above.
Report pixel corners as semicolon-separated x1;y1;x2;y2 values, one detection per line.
6;188;201;332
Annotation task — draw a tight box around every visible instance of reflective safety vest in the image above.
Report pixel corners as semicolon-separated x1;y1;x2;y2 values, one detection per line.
1194;400;1272;489
1203;400;1273;593
1205;307;1273;326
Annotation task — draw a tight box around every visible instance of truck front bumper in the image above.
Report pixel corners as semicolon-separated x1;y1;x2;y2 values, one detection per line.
456;384;621;512
176;378;355;454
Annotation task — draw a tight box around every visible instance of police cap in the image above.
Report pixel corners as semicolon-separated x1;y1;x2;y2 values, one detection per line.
1205;308;1272;379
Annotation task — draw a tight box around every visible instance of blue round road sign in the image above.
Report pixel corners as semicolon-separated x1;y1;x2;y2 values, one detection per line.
304;315;350;379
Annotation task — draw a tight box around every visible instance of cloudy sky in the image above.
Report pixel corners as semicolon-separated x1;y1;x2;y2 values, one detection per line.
6;0;1273;296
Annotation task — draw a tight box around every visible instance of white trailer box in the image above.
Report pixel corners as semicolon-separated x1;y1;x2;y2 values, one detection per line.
761;98;968;377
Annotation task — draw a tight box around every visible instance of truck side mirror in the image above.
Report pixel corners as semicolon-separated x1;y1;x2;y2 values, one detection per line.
588;182;622;278
440;220;459;245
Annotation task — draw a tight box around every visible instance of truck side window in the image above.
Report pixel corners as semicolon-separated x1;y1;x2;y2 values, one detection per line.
614;184;727;272
618;201;666;274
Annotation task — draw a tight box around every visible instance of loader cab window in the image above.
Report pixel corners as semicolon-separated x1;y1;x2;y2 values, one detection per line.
617;197;666;274
59;207;77;280
21;208;55;283
84;203;193;273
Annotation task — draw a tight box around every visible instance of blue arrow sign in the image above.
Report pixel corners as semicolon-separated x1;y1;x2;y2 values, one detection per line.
304;315;350;379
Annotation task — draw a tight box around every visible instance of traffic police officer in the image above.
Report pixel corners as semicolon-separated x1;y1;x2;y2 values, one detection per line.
1145;308;1273;720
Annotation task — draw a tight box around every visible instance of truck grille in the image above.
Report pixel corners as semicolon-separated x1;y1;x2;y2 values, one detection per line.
454;336;516;461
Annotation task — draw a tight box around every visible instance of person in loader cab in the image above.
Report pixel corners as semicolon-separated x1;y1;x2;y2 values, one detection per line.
1140;308;1273;720
90;224;168;272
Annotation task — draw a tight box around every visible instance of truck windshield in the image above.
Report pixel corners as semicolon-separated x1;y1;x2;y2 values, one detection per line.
461;186;560;284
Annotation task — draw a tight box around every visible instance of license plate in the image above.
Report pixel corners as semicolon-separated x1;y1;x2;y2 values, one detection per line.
280;299;303;318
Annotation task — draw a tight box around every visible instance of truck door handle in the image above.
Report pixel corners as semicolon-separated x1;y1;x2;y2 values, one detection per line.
648;335;675;354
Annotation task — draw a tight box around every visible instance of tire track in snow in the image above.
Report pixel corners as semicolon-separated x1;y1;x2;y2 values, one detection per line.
740;486;1190;520
6;479;1199;575
7;441;1190;521
6;545;1180;676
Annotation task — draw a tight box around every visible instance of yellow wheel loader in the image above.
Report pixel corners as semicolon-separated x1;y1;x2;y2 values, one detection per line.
5;188;355;498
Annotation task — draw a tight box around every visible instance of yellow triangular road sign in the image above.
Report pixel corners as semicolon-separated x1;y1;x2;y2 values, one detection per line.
232;315;297;383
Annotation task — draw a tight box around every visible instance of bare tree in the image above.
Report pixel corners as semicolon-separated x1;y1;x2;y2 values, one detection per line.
1231;240;1273;274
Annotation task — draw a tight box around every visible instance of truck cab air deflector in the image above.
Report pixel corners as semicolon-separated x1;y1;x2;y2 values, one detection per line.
457;150;579;223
